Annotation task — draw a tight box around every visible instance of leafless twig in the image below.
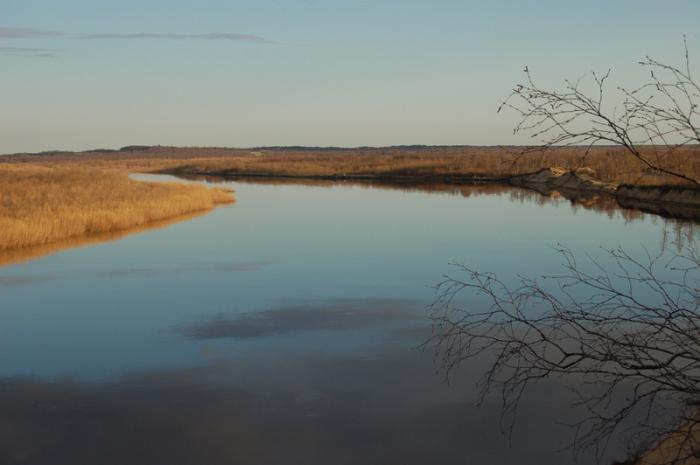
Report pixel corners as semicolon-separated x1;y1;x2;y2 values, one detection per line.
499;38;700;185
428;244;700;463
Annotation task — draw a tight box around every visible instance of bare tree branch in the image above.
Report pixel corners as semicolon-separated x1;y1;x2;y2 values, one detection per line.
428;244;700;464
499;38;700;185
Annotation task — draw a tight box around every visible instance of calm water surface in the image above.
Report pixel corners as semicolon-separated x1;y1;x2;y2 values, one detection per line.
0;175;690;464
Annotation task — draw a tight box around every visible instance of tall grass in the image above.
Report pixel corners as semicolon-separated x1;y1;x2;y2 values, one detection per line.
0;164;233;250
6;145;696;186
159;146;700;185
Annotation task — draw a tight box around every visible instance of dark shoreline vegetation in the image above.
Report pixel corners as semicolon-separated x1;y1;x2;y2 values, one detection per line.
3;144;700;220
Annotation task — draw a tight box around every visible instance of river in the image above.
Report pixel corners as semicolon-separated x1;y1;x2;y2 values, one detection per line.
0;174;692;464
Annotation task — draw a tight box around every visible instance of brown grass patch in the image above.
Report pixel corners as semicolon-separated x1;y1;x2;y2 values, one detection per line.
0;164;233;251
5;145;698;186
158;146;700;185
1;145;697;259
0;211;209;266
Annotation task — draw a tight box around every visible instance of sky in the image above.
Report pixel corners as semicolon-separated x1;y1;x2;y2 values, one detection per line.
1;0;699;153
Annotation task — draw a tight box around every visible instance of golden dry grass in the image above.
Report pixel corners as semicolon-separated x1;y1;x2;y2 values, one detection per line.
1;144;697;253
158;146;700;185
0;164;233;251
632;424;700;465
0;211;209;266
6;145;697;186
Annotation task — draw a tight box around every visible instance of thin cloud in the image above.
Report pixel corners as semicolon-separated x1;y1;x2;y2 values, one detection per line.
0;46;56;58
0;26;64;38
0;26;271;45
0;26;272;58
80;32;270;43
0;46;50;52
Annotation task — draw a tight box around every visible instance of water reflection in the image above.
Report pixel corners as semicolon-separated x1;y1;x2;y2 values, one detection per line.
181;173;700;242
0;175;692;464
174;298;423;339
0;260;275;288
2;175;698;267
0;333;629;465
0;211;208;267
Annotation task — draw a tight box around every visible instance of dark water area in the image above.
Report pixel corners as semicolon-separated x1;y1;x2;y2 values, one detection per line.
0;175;695;464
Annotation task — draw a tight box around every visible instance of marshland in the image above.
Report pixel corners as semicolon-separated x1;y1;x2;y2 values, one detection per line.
0;163;233;251
1;168;693;465
3;145;698;261
1;146;699;465
3;2;700;465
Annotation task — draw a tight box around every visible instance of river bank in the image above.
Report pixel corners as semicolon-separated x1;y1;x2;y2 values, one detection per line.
3;145;700;228
0;164;234;252
510;167;700;220
161;165;700;221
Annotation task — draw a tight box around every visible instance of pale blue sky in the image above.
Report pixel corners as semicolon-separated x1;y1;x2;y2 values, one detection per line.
1;0;698;153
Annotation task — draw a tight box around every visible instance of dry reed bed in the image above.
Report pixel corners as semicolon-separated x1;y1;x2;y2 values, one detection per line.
163;147;700;185
4;145;700;185
0;164;233;250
